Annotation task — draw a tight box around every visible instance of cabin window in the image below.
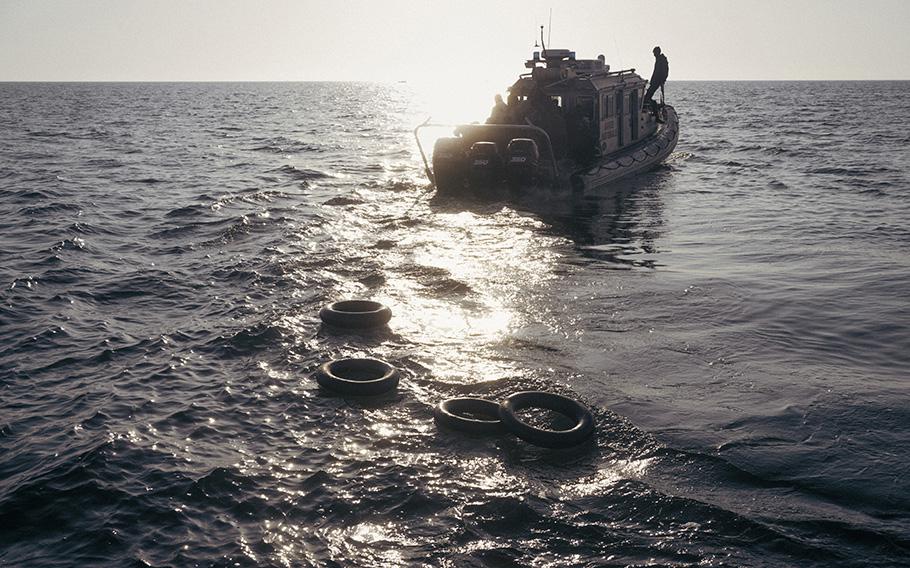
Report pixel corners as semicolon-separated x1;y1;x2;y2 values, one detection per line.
615;93;623;116
549;95;563;108
602;94;612;118
577;96;594;120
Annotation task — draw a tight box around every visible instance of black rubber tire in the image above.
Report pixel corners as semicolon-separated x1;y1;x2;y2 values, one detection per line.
315;358;399;396
498;391;595;448
433;398;503;434
319;300;392;329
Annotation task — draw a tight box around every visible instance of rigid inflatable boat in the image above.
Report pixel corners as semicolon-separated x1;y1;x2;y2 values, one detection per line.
415;45;679;196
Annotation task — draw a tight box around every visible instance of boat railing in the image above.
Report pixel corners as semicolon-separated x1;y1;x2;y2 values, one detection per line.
413;117;437;186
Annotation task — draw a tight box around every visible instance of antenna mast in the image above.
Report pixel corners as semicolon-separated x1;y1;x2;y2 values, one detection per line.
540;25;546;54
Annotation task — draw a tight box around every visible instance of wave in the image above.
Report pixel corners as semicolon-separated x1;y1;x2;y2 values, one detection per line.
27;336;167;374
397;263;474;296
323;196;364;206
165;204;208;218
18;202;82;215
84;158;123;169
268;164;332;181
247;136;329;154
9;188;63;200
209;321;283;356
807;166;898;177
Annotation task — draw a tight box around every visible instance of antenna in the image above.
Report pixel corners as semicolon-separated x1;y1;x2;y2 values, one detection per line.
540;25;546;54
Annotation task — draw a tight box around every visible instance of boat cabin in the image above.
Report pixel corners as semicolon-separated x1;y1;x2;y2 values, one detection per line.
507;48;657;160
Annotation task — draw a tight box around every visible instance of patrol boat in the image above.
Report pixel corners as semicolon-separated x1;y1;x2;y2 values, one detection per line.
414;46;679;196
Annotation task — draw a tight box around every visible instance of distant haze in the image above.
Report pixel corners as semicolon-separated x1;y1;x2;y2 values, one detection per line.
2;0;908;82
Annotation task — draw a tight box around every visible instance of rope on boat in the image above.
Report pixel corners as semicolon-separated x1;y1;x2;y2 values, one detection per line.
581;114;678;176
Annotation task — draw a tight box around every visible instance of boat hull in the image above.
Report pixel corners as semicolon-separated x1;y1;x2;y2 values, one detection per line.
418;106;679;199
569;105;678;194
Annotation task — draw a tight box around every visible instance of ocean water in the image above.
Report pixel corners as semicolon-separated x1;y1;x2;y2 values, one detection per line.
0;80;908;567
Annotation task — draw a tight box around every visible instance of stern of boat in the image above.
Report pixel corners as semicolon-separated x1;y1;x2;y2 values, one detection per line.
415;122;562;197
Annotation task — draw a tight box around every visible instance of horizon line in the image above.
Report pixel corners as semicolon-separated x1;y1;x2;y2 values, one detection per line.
2;79;910;83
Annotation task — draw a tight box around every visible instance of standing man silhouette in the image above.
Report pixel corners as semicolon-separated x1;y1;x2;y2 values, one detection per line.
644;46;669;105
487;94;509;124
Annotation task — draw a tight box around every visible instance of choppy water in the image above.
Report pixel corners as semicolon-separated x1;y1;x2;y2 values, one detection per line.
1;81;908;567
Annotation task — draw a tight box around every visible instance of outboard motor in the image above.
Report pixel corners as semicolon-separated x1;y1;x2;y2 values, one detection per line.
467;141;503;189
432;137;466;195
506;138;540;187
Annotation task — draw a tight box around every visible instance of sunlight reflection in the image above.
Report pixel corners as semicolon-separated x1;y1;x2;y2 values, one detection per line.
261;520;301;568
560;458;654;497
368;421;401;439
274;85;571;429
349;521;413;546
458;456;525;493
323;521;416;567
369;207;561;385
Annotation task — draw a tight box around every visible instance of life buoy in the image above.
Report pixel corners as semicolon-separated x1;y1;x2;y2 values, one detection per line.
319;300;392;329
433;398;503;434
314;358;399;396
498;391;595;448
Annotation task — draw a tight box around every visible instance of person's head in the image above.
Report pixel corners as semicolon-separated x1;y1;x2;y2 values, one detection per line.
495;94;504;104
653;46;661;56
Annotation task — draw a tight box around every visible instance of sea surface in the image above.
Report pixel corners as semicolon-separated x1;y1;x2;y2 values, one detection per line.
1;81;908;567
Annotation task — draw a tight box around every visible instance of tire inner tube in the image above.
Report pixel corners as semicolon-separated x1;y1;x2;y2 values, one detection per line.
319;300;392;329
433;397;503;434
498;391;595;448
315;358;399;396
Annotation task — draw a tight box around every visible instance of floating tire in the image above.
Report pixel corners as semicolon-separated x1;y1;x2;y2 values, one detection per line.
498;391;595;448
433;398;503;435
314;358;399;396
319;300;392;329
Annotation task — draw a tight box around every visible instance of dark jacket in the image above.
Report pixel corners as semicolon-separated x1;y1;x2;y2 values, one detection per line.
651;53;669;85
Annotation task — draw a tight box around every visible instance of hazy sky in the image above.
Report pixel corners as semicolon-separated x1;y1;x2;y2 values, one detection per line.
2;0;909;82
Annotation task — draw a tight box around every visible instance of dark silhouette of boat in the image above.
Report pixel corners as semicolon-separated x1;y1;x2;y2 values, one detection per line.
415;46;679;196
